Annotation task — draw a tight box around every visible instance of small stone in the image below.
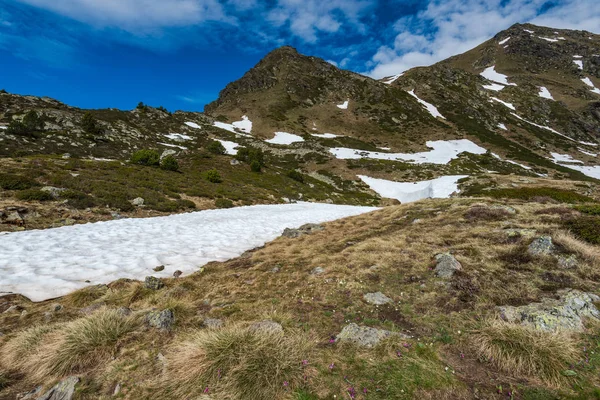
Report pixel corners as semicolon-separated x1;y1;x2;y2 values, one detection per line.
363;292;392;305
173;270;183;278
336;323;409;347
230;159;241;166
146;309;175;331
557;254;578;269
153;265;165;272
131;197;145;206
203;318;224;329
311;267;325;275
36;376;79;400
249;320;283;334
113;383;121;396
144;276;165;290
434;253;462;279
271;267;280;273
51;304;63;312
528;236;555;256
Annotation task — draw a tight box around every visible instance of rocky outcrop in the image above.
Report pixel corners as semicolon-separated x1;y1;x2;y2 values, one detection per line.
282;223;324;238
363;292;392;305
499;289;600;331
336;323;409;347
144;276;164;290
146;309;175;331
528;236;555;256
434;253;462;278
34;376;79;400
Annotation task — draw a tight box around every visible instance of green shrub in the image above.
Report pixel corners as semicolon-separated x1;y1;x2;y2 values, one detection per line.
482;187;593;204
236;147;265;168
6;120;28;136
0;89;7;94
575;204;600;215
250;160;262;172
16;189;53;201
286;170;304;183
22;111;43;131
206;141;226;155
205;169;222;183
160;155;179;171
0;173;37;190
177;199;196;209
81;112;103;136
152;201;180;213
61;190;97;209
563;216;600;245
130;149;160;166
215;198;234;209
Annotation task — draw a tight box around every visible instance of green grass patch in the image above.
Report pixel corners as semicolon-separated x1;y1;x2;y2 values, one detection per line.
575;204;600;215
0;173;38;190
15;189;53;201
563;216;600;245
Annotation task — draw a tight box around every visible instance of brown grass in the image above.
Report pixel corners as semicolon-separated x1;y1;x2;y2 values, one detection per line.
471;319;578;385
166;324;314;400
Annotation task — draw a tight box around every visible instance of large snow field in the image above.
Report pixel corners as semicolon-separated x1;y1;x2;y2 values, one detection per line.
330;139;487;164
0;203;377;302
358;175;467;203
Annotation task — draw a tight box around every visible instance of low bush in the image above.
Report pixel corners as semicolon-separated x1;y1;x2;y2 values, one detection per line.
206;141;226;155
160;155;179;171
464;206;510;221
205;169;222;183
166;325;313;400
471;319;578;385
575;204;600;216
482;187;593;203
236;147;265;169
61;190;97;209
81;112;103;136
286;169;304;183
215;198;234;209
130;149;160;166
563;215;600;245
250;160;262;172
16;189;53;201
177;199;196;209
0;173;37;190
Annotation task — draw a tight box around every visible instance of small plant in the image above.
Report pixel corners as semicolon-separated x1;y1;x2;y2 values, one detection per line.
205;169;222;183
81;112;103;136
575;204;600;215
160;155;179;171
177;199;196;209
61;190;97;209
250;160;262;172
6;120;28;136
215;198;233;209
236;147;265;170
22;110;43;131
136;101;148;112
130;149;160;166
206;141;226;155
0;88;7;94
0;173;37;190
563;215;600;245
286;170;304;183
16;189;53;201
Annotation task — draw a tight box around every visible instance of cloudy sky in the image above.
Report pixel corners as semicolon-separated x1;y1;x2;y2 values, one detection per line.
1;0;599;111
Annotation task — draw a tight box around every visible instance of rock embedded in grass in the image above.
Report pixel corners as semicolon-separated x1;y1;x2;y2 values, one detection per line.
434;253;462;279
498;289;600;331
203;318;224;329
249;320;283;334
282;223;324;238
36;376;79;400
363;292;392;305
144;276;165;290
146;309;175;331
311;267;325;275
528;236;555;256
336;323;409;347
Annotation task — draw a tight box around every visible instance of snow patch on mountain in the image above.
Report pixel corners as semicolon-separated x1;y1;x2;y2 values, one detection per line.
337;100;349;109
573;59;583;70
480;66;516;86
185;122;201;129
407;90;445;119
358;175;467;203
164;133;192;141
550;153;584;164
498;123;508;130
483;83;505;91
213;116;253;136
217;139;240;155
579;148;598;157
159;142;187;150
311;133;342;139
498;37;511;45
266;132;305;145
538;87;554;100
0;203;377;301
383;73;403;85
511;113;597;146
582;77;600;95
330;139;486;165
491;97;516;110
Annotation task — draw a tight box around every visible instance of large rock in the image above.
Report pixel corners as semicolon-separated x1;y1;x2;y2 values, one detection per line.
499;289;600;332
131;197;145;207
336;323;409;347
146;309;175;331
36;376;79;400
144;276;164;290
434;253;462;279
282;223;324;238
528;236;555;256
363;292;392;305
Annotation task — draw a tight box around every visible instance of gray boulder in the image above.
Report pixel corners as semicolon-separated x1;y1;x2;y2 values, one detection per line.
311;267;325;275
282;223;324;238
336;323;409;347
249;320;283;334
146;309;175;331
41;186;66;199
131;197;145;207
161;150;177;160
557;255;578;269
528;236;555;256
434;253;462;279
499;289;600;332
36;376;79;400
144;276;164;290
363;292;392;305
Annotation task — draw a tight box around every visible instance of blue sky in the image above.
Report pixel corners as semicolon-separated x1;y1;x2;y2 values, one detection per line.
1;0;598;112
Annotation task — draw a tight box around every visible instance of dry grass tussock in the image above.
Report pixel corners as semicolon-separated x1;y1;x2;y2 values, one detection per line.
1;308;139;381
166;324;314;400
471;319;578;385
554;230;600;266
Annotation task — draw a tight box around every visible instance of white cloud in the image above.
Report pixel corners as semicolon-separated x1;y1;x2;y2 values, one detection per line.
16;0;231;32
367;0;600;79
267;0;373;43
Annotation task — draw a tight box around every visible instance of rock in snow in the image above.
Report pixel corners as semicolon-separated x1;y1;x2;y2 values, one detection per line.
0;203;376;301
